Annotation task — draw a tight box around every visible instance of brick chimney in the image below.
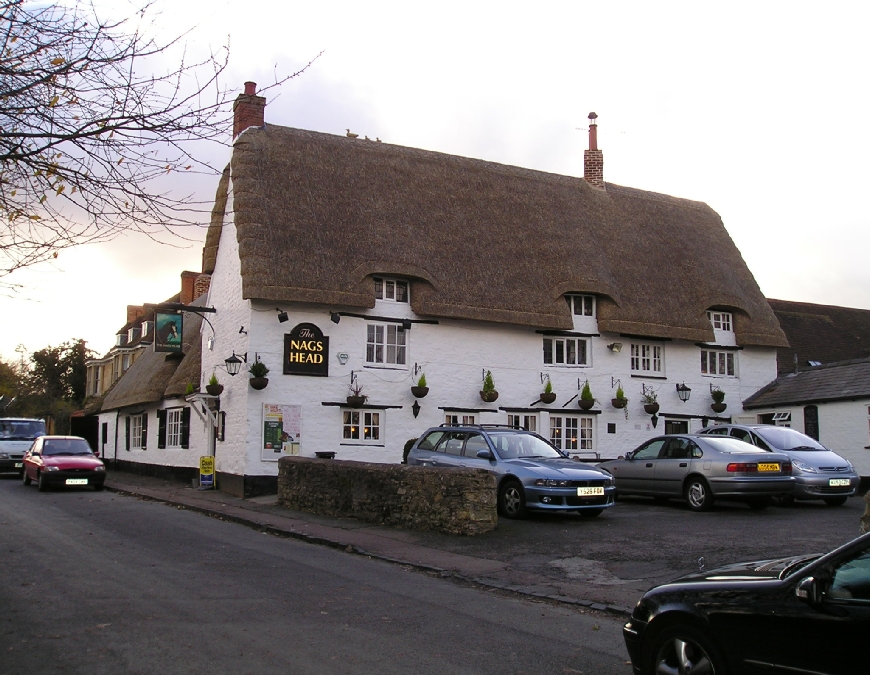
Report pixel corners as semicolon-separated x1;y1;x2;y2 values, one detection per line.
583;112;605;190
180;270;198;305
194;273;211;300
233;81;266;139
126;305;145;324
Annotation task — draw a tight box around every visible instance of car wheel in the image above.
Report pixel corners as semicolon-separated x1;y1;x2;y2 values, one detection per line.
824;496;848;507
685;477;714;512
746;497;771;510
37;472;49;492
647;624;728;675
580;508;603;518
22;470;31;486
498;480;527;519
773;495;795;507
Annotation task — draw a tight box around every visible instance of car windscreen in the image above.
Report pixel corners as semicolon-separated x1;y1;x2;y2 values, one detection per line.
42;439;94;456
488;432;563;460
754;426;826;451
0;420;46;440
698;436;767;454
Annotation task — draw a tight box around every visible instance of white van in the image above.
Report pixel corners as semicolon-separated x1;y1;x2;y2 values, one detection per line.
0;418;47;475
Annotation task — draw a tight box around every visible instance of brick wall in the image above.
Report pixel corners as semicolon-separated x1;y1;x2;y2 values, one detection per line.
277;456;498;536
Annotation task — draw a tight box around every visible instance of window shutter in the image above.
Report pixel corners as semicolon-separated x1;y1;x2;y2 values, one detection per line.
181;407;191;449
157;409;167;449
141;413;148;449
125;416;130;451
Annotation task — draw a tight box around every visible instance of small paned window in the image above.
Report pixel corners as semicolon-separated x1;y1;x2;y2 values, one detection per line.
543;337;589;366
567;295;595;316
701;350;736;376
507;414;537;432
374;277;409;303
445;414;475;425
366;324;407;366
343;410;381;441
166;409;183;447
131;414;145;449
630;343;663;374
549;416;593;451
707;311;733;332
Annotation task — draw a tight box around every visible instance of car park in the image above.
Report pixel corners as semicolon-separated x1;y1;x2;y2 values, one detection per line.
598;434;795;511
699;423;860;506
22;436;106;491
623;531;870;675
0;418;47;476
406;424;616;518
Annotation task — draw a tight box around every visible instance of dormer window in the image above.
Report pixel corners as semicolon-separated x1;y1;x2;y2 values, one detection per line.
115;333;128;346
567;294;595;317
141;321;154;337
374;277;408;303
707;311;733;332
127;327;140;343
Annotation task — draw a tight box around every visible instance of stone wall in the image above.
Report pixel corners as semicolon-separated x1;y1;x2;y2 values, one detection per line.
277;457;497;536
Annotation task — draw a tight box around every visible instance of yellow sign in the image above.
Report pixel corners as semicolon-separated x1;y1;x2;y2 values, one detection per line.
200;456;215;474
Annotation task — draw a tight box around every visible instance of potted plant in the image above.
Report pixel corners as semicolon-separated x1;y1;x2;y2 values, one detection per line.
411;373;429;398
249;359;269;390
711;388;727;413
612;384;628;409
206;373;223;397
480;370;498;403
347;381;367;408
540;378;556;404
579;380;595;410
641;388;659;414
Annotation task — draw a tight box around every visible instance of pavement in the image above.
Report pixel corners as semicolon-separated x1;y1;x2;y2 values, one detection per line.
104;469;635;616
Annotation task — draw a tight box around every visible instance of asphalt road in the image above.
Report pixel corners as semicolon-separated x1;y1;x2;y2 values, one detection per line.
0;476;631;675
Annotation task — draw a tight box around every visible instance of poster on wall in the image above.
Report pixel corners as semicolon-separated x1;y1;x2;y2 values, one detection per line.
261;404;302;462
154;311;183;353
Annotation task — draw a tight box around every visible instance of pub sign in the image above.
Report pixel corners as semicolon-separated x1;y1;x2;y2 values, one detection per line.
283;323;329;376
154;311;183;354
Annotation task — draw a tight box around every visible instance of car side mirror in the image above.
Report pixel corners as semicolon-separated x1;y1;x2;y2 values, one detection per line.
476;449;494;460
624;451;633;460
796;576;822;604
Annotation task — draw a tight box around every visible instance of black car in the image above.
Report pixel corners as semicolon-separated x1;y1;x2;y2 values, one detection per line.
623;532;870;674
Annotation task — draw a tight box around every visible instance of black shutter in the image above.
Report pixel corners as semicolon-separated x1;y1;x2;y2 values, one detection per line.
181;407;191;449
125;416;130;451
157;409;167;449
141;413;148;449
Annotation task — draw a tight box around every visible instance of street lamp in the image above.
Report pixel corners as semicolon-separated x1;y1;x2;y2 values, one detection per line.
676;382;692;402
225;352;246;376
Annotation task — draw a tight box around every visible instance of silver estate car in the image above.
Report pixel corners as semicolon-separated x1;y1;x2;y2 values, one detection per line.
407;424;616;519
699;424;860;506
598;434;795;511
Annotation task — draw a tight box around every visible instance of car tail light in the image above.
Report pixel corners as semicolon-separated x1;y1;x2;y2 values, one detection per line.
782;461;792;474
726;462;758;473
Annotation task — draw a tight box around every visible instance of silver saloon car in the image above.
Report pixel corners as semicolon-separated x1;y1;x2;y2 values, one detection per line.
407;424;616;519
699;424;860;506
598;434;795;511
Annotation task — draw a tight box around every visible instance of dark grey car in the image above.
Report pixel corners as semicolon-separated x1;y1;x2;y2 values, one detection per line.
699;424;859;506
407;424;616;518
599;434;795;511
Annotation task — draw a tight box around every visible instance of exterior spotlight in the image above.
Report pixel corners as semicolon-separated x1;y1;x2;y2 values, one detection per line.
607;342;623;353
239;326;247;335
402;319;412;330
277;308;288;323
676;382;692;402
330;312;341;324
225;351;246;376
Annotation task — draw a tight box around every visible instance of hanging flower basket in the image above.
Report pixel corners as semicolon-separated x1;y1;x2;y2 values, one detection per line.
250;377;269;390
480;390;499;403
644;403;660;415
612;397;628;409
205;384;224;396
579;398;595;410
411;386;429;398
711;403;727;413
346;395;366;408
540;392;557;404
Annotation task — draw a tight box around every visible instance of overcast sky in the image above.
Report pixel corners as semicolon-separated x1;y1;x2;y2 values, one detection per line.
2;0;868;363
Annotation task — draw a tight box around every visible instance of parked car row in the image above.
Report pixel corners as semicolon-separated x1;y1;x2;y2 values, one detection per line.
407;422;861;517
19;436;106;491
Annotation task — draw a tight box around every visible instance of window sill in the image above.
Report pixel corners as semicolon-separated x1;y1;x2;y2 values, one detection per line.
701;374;738;379
630;373;667;380
364;364;409;371
340;443;385;447
543;364;592;369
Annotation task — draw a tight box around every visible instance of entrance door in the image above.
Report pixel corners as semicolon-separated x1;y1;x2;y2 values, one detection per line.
804;405;820;440
664;420;689;435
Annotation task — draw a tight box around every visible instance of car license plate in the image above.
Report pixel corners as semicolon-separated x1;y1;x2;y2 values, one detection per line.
757;463;780;472
65;478;88;486
15;462;22;468
829;478;851;487
577;486;605;496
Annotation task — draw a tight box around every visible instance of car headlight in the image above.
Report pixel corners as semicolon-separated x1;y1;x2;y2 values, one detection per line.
43;466;60;472
791;459;817;473
603;477;614;487
94;465;106;471
534;479;570;487
0;453;8;459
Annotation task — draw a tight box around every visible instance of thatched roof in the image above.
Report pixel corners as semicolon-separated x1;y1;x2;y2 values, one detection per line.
743;357;870;409
768;299;870;375
209;125;786;346
101;311;203;412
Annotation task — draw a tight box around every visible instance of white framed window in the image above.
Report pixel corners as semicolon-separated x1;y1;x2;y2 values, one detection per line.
343;410;381;442
366;323;407;366
701;349;736;376
549;415;593;452
707;311;733;332
374;277;409;303
166;408;184;447
630;342;663;375
445;414;475;425
131;414;145;449
543;337;589;366
507;414;537;432
566;295;595;316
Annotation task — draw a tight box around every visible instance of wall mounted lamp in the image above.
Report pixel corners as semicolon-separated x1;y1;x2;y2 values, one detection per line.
337;352;349;365
276;308;288;323
225;351;247;376
402;319;412;330
607;342;623;353
676;382;692;402
330;312;341;324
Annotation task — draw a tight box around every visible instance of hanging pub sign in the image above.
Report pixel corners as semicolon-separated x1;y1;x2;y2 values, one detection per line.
284;323;329;376
154;311;183;354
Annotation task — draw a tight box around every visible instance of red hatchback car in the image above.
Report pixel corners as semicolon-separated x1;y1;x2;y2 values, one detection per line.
22;436;106;491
